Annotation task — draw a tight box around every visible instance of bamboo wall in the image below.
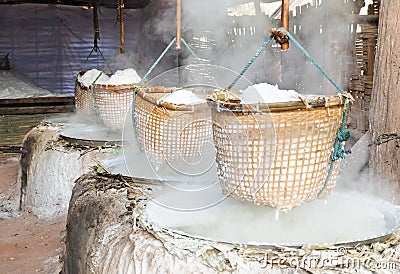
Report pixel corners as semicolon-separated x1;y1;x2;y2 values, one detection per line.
348;0;380;143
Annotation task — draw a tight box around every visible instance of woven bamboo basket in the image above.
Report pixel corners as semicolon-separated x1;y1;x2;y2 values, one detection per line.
75;71;96;116
93;83;137;130
134;86;213;167
207;93;348;210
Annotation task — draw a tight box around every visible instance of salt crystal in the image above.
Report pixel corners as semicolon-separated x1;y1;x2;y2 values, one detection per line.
78;68;141;87
107;68;141;85
77;69;109;87
240;83;301;104
159;89;205;105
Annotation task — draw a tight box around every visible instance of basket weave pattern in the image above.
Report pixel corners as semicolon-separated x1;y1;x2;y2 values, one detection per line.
75;72;96;116
211;103;344;210
93;84;136;130
134;87;213;166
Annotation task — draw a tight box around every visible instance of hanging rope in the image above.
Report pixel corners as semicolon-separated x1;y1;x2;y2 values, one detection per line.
131;36;201;140
226;35;274;91
181;38;200;61
138;38;176;86
88;50;121;114
275;27;352;198
224;26;352;200
278;28;346;95
83;1;110;71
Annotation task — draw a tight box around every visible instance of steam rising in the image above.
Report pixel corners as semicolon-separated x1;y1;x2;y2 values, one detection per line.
149;0;358;94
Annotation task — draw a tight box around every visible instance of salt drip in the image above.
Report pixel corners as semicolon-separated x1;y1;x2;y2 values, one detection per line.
159;89;205;105
274;209;280;221
240;83;301;104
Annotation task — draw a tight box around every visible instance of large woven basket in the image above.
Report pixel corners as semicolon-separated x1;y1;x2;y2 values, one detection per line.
134;86;213;167
75;71;96;116
93;83;137;130
207;93;348;210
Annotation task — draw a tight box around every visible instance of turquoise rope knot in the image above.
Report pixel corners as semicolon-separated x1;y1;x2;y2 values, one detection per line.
330;129;351;161
331;140;351;162
337;129;351;142
331;144;351;161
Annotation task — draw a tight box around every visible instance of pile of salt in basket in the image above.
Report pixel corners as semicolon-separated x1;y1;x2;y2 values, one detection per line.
75;71;97;116
75;69;140;130
207;87;350;210
134;86;214;167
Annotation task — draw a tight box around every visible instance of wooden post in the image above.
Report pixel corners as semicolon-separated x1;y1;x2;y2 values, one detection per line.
93;0;100;52
176;0;181;49
370;0;400;186
281;0;289;50
118;0;125;54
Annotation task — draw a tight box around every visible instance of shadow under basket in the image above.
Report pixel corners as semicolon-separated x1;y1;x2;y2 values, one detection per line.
207;94;348;210
75;71;96;116
93;83;137;130
134;86;213;167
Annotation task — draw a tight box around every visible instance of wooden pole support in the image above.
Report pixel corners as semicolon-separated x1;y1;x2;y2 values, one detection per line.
281;0;289;50
93;0;100;52
118;0;125;54
176;0;181;49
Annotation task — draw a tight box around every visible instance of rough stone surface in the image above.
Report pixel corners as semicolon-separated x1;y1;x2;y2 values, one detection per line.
63;172;400;274
20;124;117;219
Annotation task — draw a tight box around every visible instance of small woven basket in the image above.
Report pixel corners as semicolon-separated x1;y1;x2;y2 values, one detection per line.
207;93;348;210
93;83;137;130
75;71;96;116
134;86;213;166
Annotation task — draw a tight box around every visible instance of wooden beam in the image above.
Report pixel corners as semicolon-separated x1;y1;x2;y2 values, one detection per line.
176;0;181;49
0;96;75;115
118;0;125;54
0;146;27;154
281;0;289;50
0;96;74;106
0;105;75;115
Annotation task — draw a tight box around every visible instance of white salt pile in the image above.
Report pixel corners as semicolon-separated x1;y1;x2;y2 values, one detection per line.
240;83;301;104
0;71;58;99
77;69;109;87
158;89;205;105
107;68;141;85
78;68;141;87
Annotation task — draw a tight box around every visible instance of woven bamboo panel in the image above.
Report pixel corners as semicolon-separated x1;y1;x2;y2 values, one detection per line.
93;83;136;130
0;114;47;146
75;71;96;116
134;86;213;167
209;98;345;210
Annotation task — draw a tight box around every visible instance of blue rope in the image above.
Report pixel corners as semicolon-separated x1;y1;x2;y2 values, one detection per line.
131;36;202;144
226;27;351;199
139;38;177;85
181;38;200;60
130;38;177;145
278;28;346;95
227;35;274;91
275;28;351;198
